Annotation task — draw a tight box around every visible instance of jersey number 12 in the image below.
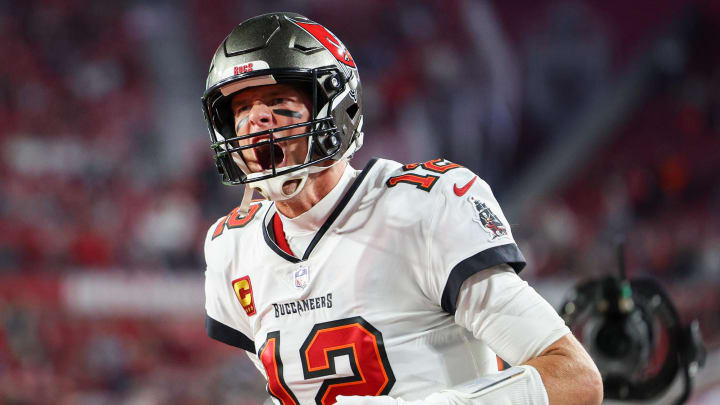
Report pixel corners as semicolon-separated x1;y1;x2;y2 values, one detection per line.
258;316;396;405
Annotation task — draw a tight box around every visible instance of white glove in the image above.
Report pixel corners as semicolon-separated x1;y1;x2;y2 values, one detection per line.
334;395;424;405
335;392;455;405
334;365;547;405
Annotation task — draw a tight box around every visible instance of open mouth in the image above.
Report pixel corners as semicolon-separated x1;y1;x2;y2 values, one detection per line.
255;143;285;171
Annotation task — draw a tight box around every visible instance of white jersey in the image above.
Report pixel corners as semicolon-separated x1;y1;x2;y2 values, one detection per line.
204;158;568;405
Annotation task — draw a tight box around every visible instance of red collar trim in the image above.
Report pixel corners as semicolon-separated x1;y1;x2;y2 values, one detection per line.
272;213;295;257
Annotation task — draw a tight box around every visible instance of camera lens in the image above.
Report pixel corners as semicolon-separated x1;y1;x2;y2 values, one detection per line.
596;320;632;358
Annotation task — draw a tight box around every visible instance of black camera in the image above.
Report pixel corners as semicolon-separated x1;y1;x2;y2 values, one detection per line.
559;244;706;404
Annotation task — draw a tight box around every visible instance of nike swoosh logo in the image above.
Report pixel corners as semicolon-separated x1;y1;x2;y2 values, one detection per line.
454;176;477;196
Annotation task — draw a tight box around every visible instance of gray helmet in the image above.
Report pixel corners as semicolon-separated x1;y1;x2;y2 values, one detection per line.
201;12;363;187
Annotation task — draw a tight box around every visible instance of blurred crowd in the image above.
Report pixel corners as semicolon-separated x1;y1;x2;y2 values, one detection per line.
0;304;267;404
0;1;206;274
1;0;718;403
515;69;720;341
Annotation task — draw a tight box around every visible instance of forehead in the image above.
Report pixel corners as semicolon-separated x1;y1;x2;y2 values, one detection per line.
230;83;307;106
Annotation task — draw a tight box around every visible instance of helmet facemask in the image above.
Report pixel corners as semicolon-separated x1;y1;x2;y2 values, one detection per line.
204;67;351;201
201;13;364;209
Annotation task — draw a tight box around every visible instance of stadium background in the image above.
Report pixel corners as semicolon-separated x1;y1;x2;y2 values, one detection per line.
0;0;718;403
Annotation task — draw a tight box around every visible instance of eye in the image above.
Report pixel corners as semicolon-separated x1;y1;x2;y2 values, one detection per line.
271;97;287;105
236;105;250;113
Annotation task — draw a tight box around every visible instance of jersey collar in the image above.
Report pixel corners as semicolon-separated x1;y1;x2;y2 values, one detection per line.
278;162;358;236
262;158;379;263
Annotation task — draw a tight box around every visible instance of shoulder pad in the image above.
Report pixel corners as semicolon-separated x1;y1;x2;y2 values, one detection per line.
208;201;266;241
204;202;268;268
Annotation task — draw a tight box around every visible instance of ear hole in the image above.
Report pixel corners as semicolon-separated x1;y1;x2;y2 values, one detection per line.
346;103;359;120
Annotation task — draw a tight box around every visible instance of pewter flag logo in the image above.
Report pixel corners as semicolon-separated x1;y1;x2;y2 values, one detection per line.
469;196;508;240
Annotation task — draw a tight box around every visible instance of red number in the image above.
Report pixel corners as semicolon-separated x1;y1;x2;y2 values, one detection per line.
386;173;439;191
259;317;395;405
259;332;299;405
389;159;461;192
421;158;461;173
301;318;395;405
402;159;461;174
212;203;261;239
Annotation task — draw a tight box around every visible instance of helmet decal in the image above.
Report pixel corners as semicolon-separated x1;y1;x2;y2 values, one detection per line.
225;60;270;81
201;12;363;194
287;17;356;68
233;63;254;75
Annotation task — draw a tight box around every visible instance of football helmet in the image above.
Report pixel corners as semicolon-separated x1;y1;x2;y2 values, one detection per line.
201;12;363;203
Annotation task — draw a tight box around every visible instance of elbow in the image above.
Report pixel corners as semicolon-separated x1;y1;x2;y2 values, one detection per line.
584;362;604;405
570;335;604;404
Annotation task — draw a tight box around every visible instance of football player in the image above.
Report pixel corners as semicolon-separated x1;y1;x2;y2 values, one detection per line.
201;12;602;405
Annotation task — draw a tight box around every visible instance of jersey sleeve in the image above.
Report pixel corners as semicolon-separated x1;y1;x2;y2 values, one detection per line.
423;168;526;314
454;265;570;365
204;217;256;353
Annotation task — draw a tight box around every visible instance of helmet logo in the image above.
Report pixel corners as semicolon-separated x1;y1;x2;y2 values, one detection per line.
234;63;254;75
289;18;356;68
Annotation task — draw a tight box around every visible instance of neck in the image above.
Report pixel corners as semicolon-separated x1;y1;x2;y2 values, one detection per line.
275;160;347;218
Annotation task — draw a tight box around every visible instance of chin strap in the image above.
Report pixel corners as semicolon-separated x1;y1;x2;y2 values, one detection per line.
236;156;346;214
237;184;256;215
234;130;361;213
253;167;311;201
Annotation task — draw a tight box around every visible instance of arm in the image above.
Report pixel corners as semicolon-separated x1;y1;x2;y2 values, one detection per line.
452;265;603;405
525;333;602;405
203;217;257;352
337;338;602;405
337;266;603;405
338;168;601;404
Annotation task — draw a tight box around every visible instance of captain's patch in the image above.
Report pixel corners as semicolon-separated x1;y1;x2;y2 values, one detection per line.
468;196;508;241
232;275;256;316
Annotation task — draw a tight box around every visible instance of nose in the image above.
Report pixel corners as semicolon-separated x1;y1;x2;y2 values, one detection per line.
248;102;274;130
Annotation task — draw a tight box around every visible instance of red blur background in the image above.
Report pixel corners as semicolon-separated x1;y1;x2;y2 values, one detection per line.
1;0;718;403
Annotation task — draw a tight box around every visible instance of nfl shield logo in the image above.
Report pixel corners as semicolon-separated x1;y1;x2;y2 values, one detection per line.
294;265;309;289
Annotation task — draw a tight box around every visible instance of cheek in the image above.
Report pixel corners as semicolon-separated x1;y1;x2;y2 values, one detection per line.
234;117;249;140
231;152;245;167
